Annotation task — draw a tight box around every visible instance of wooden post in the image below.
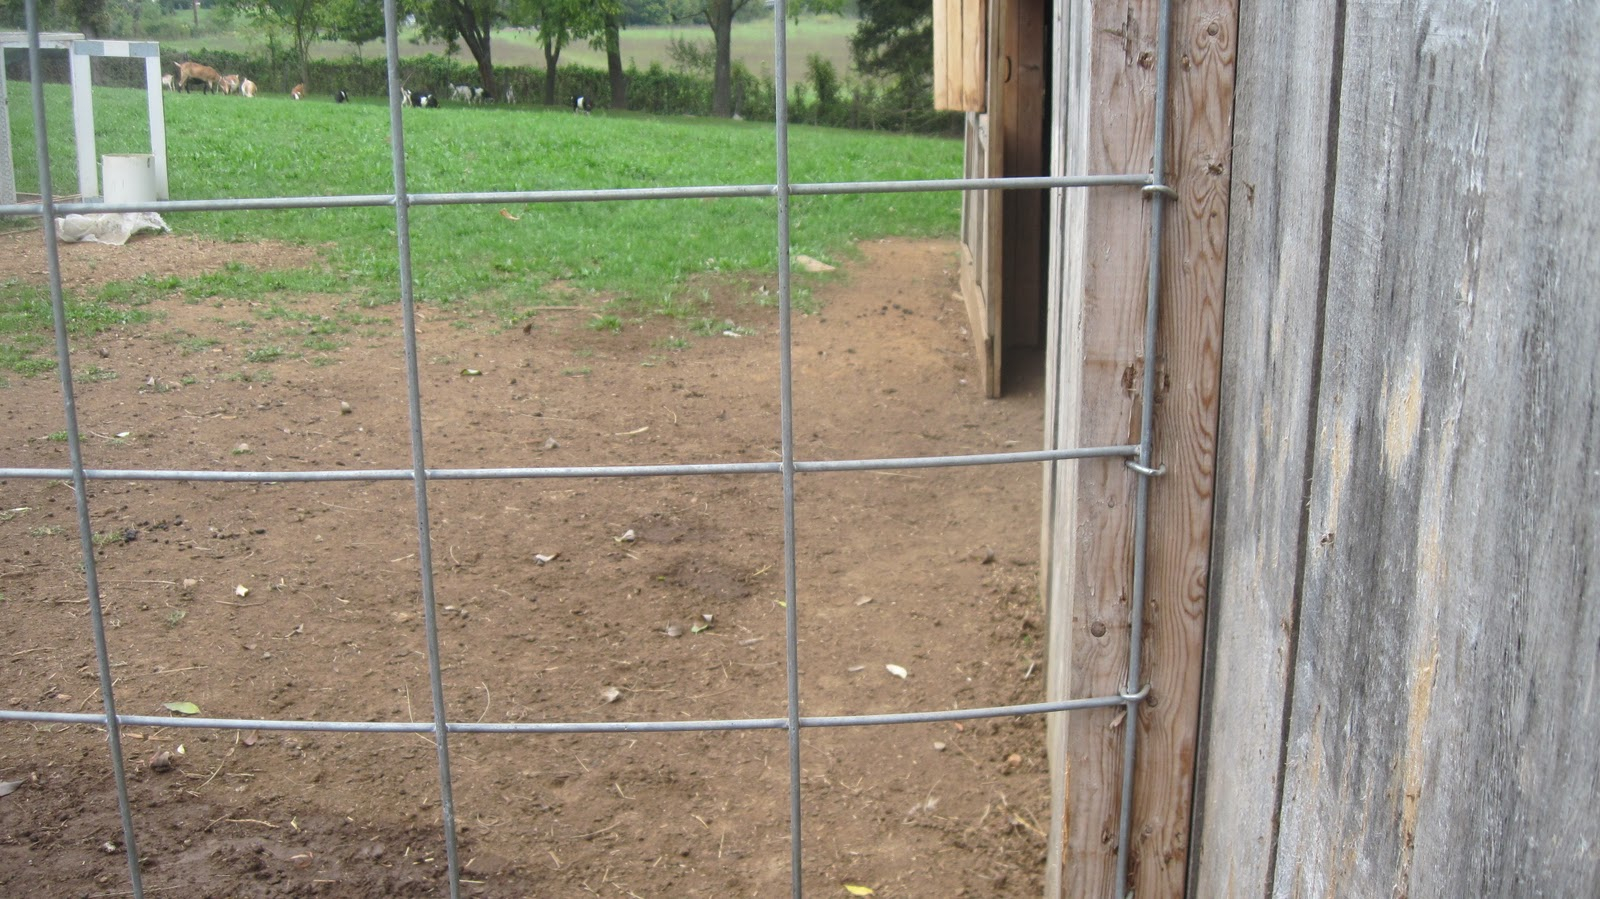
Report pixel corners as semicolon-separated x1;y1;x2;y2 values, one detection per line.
1042;0;1236;896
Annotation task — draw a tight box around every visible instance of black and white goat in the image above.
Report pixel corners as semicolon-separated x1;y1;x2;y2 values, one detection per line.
334;89;349;103
573;94;594;114
411;90;438;108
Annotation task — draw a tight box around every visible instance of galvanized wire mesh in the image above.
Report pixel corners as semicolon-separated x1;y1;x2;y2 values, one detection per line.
0;0;1173;895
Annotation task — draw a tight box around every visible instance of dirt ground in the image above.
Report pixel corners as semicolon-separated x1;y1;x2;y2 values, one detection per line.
0;229;1050;897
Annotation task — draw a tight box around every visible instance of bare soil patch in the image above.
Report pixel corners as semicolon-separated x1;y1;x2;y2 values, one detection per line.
0;233;1048;897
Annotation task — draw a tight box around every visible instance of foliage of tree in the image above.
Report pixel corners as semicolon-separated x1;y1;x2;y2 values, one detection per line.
411;0;506;96
680;0;842;117
514;0;615;105
322;0;389;57
849;0;931;92
226;0;324;88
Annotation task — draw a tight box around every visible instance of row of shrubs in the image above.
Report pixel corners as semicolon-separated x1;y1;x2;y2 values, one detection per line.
4;49;960;137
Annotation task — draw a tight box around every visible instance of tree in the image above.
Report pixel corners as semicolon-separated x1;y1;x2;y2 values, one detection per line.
685;0;842;118
850;0;931;92
323;0;389;57
228;0;324;89
413;0;506;98
600;7;627;109
515;0;613;106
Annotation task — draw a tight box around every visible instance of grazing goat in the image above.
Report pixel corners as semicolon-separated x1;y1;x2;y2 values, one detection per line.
291;83;306;100
240;79;256;98
334;90;349;103
412;90;438;109
503;84;515;104
219;74;241;95
451;83;483;105
161;73;174;91
573;94;594;114
174;61;222;93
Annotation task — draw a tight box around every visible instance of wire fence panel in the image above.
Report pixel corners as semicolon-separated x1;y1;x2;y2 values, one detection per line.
1;0;1173;895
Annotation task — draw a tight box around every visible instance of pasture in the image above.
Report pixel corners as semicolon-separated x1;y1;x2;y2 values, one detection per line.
0;79;1047;897
162;16;861;84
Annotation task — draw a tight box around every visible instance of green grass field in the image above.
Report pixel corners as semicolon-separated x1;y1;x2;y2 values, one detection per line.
3;83;960;375
164;15;859;83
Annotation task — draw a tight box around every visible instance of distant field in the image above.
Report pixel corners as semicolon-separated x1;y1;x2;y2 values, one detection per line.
164;15;859;83
5;84;959;322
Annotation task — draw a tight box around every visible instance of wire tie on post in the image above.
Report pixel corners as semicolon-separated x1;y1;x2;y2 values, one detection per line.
1125;460;1166;477
1120;683;1151;704
1142;183;1178;200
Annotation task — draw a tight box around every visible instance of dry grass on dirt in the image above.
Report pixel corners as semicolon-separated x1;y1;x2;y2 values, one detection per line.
0;230;1051;897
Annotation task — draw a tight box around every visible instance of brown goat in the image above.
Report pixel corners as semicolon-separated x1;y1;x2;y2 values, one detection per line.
218;74;241;95
173;61;222;93
291;83;306;100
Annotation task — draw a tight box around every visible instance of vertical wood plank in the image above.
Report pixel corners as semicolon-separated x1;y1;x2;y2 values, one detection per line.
1187;1;1338;895
1130;0;1233;893
1267;2;1600;895
1043;0;1235;896
964;0;989;112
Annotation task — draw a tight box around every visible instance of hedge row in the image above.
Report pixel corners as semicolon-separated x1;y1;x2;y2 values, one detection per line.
3;49;959;137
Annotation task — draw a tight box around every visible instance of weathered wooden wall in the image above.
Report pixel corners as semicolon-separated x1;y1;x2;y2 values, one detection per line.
1192;1;1600;895
1042;0;1234;896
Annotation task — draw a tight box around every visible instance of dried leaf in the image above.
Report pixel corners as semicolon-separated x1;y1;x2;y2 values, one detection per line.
854;596;873;606
0;780;21;798
534;553;559;565
163;701;200;715
461;369;483;377
844;886;876;896
234;584;249;598
691;622;711;634
600;687;622;704
665;624;683;637
499;209;521;221
885;664;908;680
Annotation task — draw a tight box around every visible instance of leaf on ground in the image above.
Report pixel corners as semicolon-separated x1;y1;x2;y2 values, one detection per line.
885;664;908;680
0;780;21;798
234;584;249;597
600;687;622;704
691;622;711;633
163;701;201;715
498;209;521;221
844;886;876;896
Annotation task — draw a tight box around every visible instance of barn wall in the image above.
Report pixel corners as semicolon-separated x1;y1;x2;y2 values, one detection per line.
1193;1;1600;896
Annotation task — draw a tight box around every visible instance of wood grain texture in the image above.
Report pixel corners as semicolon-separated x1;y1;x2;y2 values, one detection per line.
1042;0;1234;896
1197;1;1600;896
1187;1;1338;896
1272;3;1600;896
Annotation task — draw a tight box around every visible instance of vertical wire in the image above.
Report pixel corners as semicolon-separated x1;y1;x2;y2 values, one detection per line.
769;1;805;895
23;6;144;896
381;2;461;895
1114;0;1174;896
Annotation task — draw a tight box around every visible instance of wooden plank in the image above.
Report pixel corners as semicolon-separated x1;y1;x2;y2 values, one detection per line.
958;110;998;396
1043;0;1235;896
963;0;988;111
1266;3;1600;895
1186;1;1339;896
933;0;953;110
978;0;1006;396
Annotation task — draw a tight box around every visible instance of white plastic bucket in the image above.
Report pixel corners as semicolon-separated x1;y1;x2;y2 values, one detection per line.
102;154;157;204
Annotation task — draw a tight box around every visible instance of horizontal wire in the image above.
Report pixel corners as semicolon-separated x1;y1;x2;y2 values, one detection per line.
0;443;1137;483
0;693;1126;736
0;173;1151;218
